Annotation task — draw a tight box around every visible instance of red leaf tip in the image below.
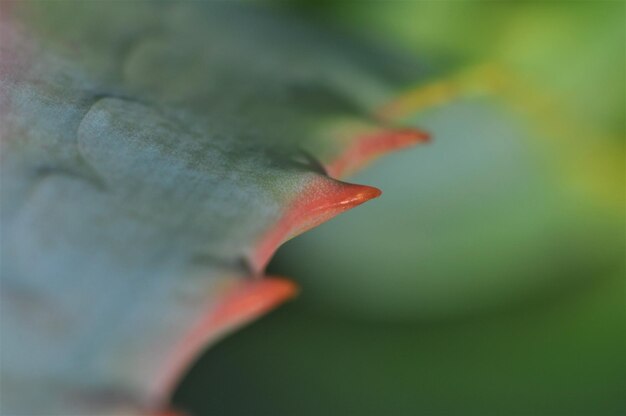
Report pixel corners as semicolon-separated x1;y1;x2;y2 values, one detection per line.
206;277;298;331
326;127;430;178
152;277;298;402
146;410;186;416
251;179;381;272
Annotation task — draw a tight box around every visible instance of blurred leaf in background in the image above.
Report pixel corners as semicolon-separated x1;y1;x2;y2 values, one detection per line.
174;2;625;415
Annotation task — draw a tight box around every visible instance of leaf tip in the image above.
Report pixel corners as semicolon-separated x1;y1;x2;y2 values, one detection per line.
251;179;381;272
152;277;298;402
326;127;430;178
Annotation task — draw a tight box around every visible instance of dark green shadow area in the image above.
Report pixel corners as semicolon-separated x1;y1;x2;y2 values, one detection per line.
174;269;625;416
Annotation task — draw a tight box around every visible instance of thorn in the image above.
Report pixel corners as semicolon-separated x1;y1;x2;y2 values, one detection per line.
152;277;298;402
251;178;381;272
203;277;298;335
326;127;430;178
146;410;186;416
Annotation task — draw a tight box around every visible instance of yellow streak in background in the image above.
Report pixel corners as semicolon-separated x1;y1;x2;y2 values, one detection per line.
377;63;506;120
378;63;625;214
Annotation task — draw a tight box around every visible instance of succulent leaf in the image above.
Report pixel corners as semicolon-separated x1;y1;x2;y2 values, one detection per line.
0;1;427;415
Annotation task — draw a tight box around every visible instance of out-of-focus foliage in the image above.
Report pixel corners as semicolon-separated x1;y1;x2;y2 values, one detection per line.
175;2;625;415
292;0;624;137
269;0;625;318
278;96;623;318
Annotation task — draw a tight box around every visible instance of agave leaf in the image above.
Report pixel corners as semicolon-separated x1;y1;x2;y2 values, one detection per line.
0;2;427;415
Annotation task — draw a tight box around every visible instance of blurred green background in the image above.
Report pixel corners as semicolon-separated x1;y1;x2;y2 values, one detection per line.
174;2;625;415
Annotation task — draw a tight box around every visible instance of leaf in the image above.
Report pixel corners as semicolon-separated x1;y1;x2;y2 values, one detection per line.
0;2;427;415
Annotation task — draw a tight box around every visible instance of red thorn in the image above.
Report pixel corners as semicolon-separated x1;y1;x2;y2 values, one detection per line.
152;277;297;401
203;278;298;334
251;179;381;272
147;410;186;416
326;128;430;178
